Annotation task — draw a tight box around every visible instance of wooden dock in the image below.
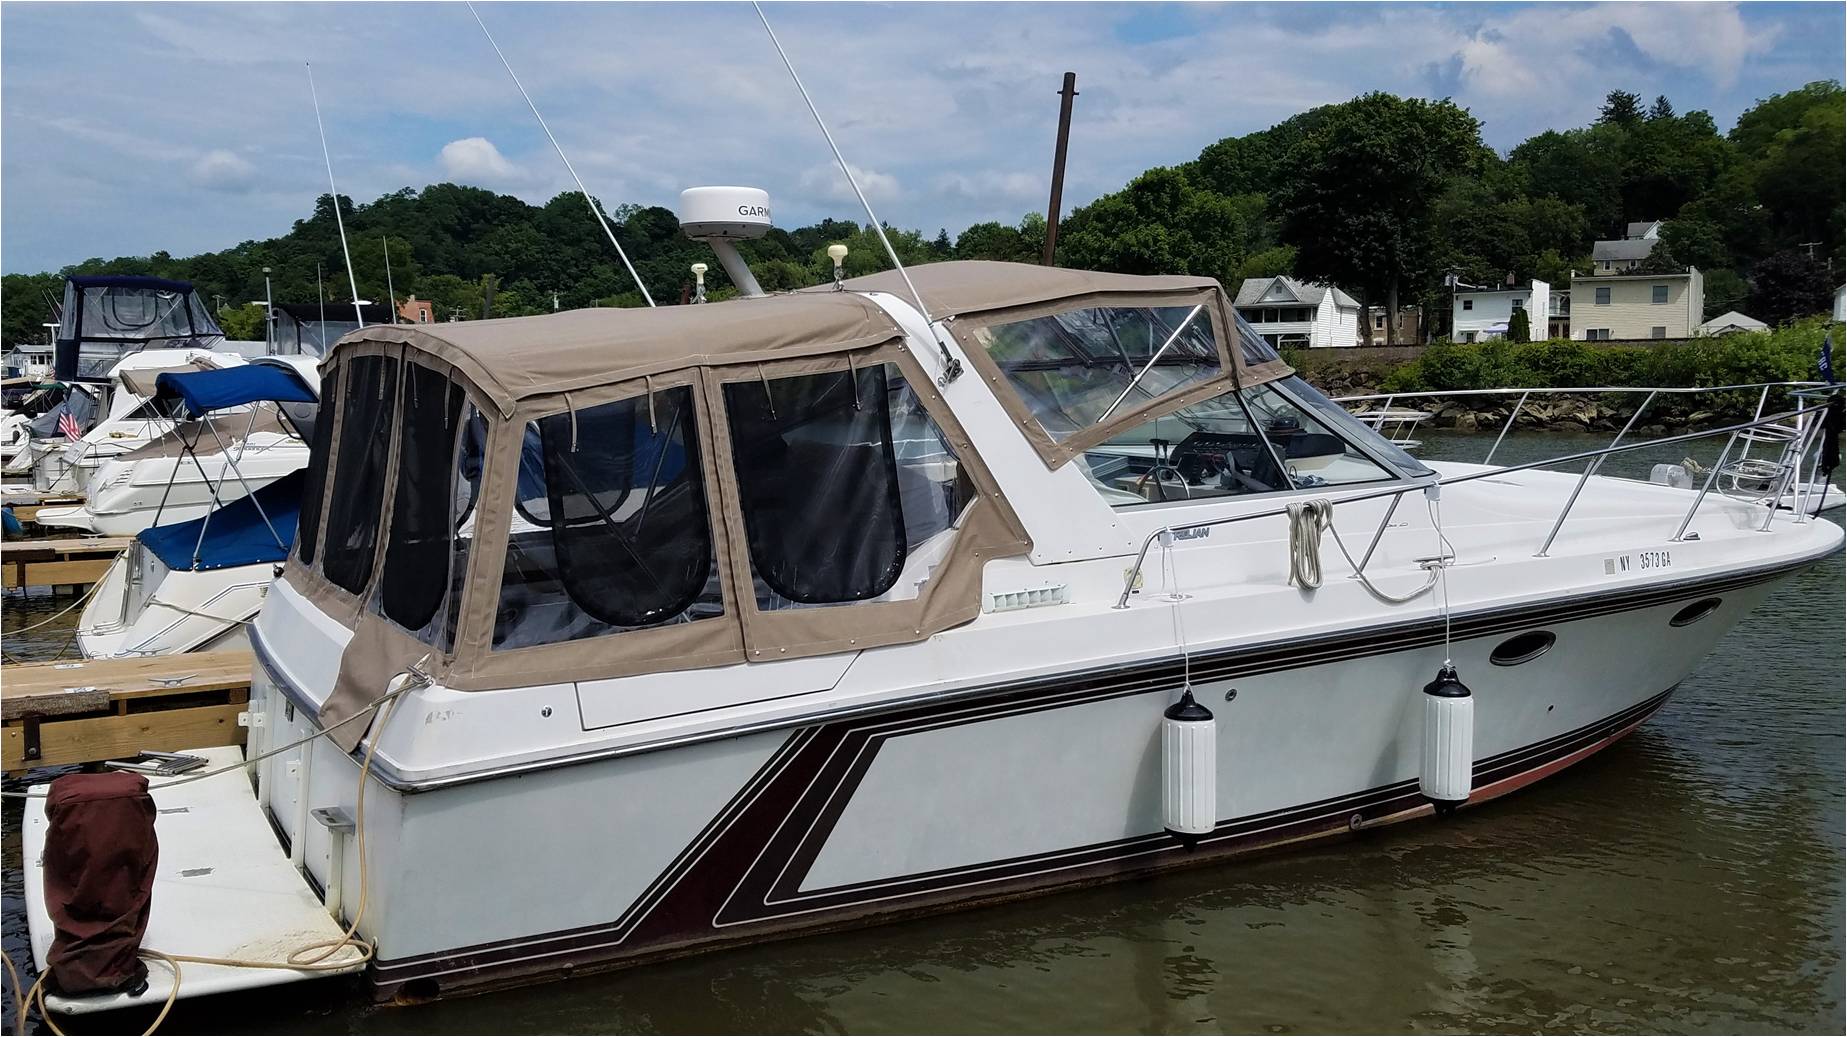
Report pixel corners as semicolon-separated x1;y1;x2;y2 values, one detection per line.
1;536;127;590
2;487;86;524
1;650;251;772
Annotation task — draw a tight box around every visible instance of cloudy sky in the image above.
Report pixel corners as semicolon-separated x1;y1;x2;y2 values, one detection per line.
2;1;1841;273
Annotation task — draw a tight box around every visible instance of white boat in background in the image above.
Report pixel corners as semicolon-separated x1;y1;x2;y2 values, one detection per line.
39;357;320;536
28;273;236;493
30;349;250;495
76;362;318;659
3;382;101;479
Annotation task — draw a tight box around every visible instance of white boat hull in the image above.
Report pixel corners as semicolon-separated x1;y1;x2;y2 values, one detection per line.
41;435;307;537
243;520;1815;1000
77;546;268;659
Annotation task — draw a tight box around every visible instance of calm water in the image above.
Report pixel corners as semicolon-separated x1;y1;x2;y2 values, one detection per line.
4;430;1842;1034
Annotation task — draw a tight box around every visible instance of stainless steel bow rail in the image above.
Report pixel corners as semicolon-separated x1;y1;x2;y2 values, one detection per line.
1113;397;1839;610
1332;381;1829;466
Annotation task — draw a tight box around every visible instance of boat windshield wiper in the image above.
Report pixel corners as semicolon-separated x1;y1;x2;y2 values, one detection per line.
1098;304;1204;423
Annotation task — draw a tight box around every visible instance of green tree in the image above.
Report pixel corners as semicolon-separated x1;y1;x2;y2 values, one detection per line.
1;272;65;349
1598;89;1644;126
1746;249;1834;326
1275;92;1488;344
1058;168;1268;278
1702;268;1748;320
1233;245;1296;283
218;303;268;341
954;220;1036;262
1506;306;1531;343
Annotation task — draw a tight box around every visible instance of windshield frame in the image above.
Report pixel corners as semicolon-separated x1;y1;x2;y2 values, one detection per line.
950;286;1260;470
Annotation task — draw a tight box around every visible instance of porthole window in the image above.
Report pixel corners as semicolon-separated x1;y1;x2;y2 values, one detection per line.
1669;598;1722;627
1490;630;1555;666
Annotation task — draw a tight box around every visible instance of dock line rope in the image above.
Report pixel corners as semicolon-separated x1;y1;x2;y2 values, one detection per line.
2;577;104;635
1285;498;1440;605
9;677;415;1035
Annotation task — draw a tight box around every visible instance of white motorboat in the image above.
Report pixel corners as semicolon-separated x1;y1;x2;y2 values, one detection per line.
31;272;236;493
30;348;250;496
40;357;320;536
3;382;101;478
24;209;1840;1014
76;363;318;659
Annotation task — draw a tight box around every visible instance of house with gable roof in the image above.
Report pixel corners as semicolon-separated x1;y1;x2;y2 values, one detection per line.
1233;275;1362;348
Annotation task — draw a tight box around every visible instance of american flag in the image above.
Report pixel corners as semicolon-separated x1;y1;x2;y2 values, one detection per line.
58;410;81;442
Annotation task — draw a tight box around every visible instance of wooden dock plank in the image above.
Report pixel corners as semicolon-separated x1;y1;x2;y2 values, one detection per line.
1;650;253;771
0;536;131;561
1;650;252;707
1;536;126;588
3;558;115;589
2;702;245;770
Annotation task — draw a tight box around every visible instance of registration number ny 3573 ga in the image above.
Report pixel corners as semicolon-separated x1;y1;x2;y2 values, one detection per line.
1605;550;1673;575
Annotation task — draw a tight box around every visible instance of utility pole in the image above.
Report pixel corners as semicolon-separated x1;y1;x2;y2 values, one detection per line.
1041;72;1078;267
263;267;273;353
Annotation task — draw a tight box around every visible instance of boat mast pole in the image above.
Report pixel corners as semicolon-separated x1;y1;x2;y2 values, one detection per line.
383;237;397;324
467;2;655;307
306;62;366;329
751;0;962;383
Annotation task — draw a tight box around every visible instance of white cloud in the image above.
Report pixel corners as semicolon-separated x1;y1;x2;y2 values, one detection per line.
934;170;1044;202
438;137;526;187
190;149;258;193
798;162;900;205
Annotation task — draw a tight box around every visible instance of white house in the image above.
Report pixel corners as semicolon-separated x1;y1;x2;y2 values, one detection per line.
1591;221;1663;275
1451;280;1554;343
1834;283;1845;323
1233;276;1361;348
1698;311;1768;336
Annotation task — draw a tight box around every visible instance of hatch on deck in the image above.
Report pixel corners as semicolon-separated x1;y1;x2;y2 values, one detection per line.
22;746;366;1015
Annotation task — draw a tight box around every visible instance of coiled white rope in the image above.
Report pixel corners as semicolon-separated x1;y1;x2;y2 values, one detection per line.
1286;498;1440;605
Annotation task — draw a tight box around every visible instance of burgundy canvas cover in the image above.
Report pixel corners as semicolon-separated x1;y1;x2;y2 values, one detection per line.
42;771;158;996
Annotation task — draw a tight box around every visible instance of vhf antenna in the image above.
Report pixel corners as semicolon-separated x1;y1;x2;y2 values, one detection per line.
467;1;655;307
751;0;961;383
307;63;366;328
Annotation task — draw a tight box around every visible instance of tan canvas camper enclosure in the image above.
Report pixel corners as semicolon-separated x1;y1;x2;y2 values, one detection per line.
281;262;1290;744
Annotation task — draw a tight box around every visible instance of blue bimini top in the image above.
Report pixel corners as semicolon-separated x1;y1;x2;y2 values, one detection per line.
154;365;317;420
137;469;305;572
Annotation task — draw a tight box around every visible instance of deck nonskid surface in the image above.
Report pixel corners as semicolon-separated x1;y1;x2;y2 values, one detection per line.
22;746;364;1015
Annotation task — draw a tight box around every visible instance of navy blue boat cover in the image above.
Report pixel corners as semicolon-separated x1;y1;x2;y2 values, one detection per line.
137;469;305;572
155;365;317;419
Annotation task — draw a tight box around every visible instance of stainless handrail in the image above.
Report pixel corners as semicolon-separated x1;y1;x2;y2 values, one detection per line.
1111;401;1834;609
1336;381;1826;468
1331;381;1826;403
1482;390;1529;466
1534;390;1656;557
